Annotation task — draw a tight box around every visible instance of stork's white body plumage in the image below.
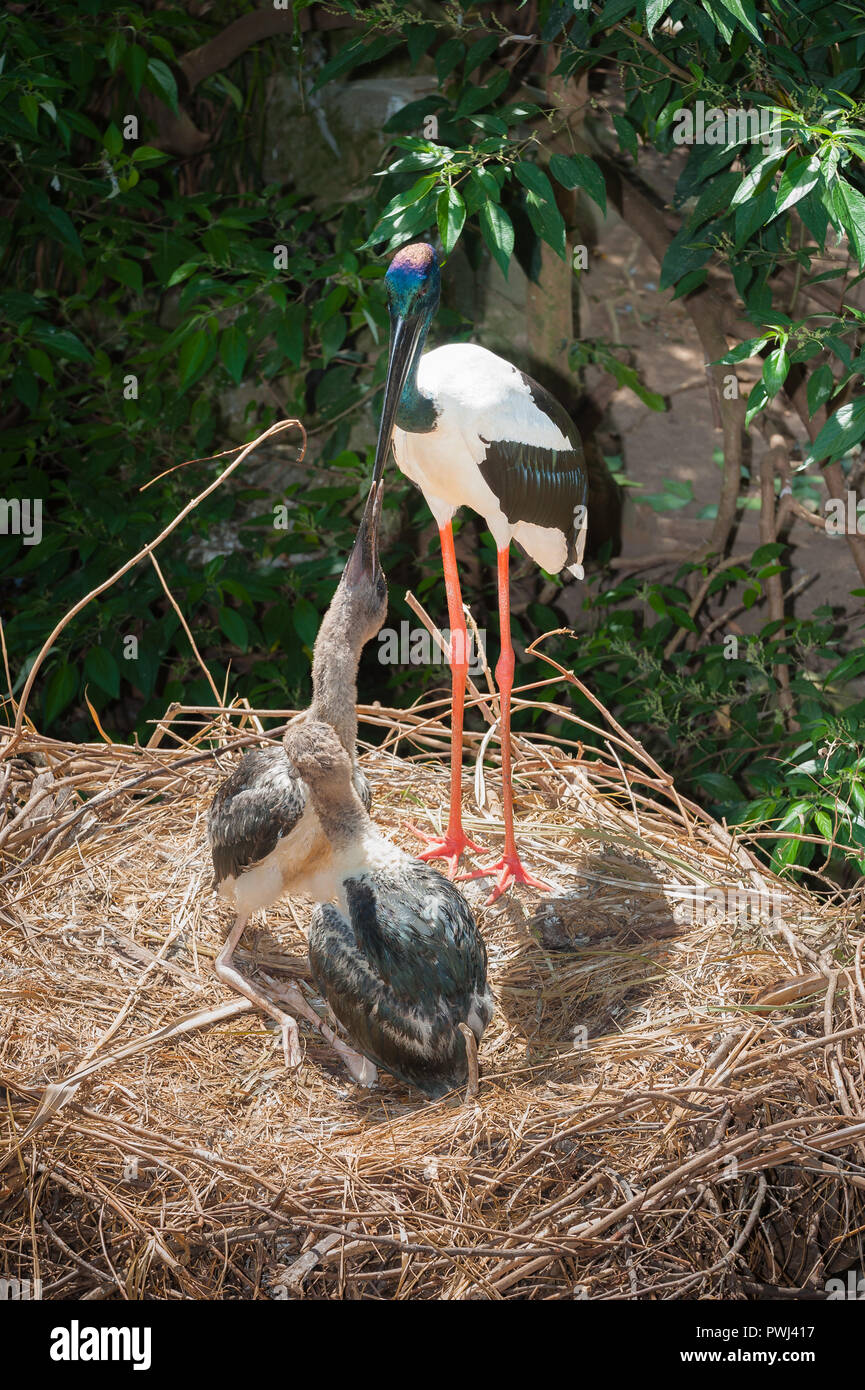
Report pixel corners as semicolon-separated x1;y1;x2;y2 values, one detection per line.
393;343;586;577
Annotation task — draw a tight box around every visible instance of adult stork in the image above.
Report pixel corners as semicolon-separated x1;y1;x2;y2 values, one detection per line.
207;481;387;1080
283;719;494;1101
370;242;588;902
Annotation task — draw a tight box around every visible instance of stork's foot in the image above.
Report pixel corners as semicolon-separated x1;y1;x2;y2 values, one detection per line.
409;824;487;878
459;852;552;905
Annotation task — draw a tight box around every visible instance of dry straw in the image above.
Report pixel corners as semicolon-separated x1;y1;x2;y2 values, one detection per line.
1;423;864;1299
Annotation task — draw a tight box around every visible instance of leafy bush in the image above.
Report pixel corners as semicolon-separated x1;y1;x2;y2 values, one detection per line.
2;1;865;888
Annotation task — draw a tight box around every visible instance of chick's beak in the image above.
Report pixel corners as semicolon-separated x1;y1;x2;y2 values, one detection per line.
344;479;384;587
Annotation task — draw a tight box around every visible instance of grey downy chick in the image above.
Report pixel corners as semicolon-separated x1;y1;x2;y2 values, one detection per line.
206;483;387;1075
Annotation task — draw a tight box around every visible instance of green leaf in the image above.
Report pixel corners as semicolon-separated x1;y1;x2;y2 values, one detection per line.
745;379;769;427
84;647;120;698
37;201;82;257
523;189;567;260
514;161;558;204
177;330;209;390
292;597;319;647
548;152;606;215
694;771;742;801
26;347;54;385
320;313;346;363
108;258;143;293
220;325;247;384
277;304;305;367
34;325;92;361
166;262;199;288
806;364;835;416
644;0;675;39
827;649;865;686
219;607;248;650
105;34;125;72
730;148;786;209
132;145;170;166
515;162;566;258
762;346;789;398
437;185;466;255
715;0;761;40
454;69;508;118
613;114;639;161
805;398;865;466
44;662;78;725
717;336;769;365
146;58;179;115
659;223;715;290
123;45;148;95
752;542;784;566
465;33;500;75
813;809;834;842
773;154;821;219
690;170;740;229
19;92;40;130
435;37;465;84
479;201;514;278
733;184;776;247
315;34;401;89
833;178;865;268
103;122;123;157
639;478;694;510
12;369;38;410
382;174;439;219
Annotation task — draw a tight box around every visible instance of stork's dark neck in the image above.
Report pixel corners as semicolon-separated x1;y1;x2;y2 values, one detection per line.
394;312;438;435
310;589;365;754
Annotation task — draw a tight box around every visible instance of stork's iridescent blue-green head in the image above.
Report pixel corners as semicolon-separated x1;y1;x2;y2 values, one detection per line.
370;243;440;488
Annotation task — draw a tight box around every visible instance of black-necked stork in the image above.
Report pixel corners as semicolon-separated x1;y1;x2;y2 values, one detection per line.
207;482;387;1080
282;718;494;1101
370;242;588;902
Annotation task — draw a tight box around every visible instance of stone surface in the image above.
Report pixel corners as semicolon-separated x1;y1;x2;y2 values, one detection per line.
263;73;438;203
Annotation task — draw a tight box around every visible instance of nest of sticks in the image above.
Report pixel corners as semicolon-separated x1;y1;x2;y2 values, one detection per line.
2;666;864;1303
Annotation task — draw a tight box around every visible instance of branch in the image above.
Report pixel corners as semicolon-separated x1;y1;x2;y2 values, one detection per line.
759;435;795;726
180;5;356;93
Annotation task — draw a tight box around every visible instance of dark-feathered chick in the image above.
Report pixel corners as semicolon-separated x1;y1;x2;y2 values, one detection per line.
284;720;494;1101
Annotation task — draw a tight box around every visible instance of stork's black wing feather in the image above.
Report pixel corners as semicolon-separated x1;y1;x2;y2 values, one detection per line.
208;746;306;883
308;862;493;1098
478;373;587;563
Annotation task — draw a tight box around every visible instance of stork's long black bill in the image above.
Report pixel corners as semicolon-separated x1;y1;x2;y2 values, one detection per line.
370;311;424;489
344;478;384;588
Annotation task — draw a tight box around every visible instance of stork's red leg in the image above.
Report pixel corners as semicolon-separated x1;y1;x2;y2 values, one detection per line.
410;521;486;876
460;546;552;904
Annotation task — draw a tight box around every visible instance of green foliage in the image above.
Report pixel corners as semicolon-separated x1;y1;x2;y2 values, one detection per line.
2;0;865;895
569;564;865;885
0;2;392;737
